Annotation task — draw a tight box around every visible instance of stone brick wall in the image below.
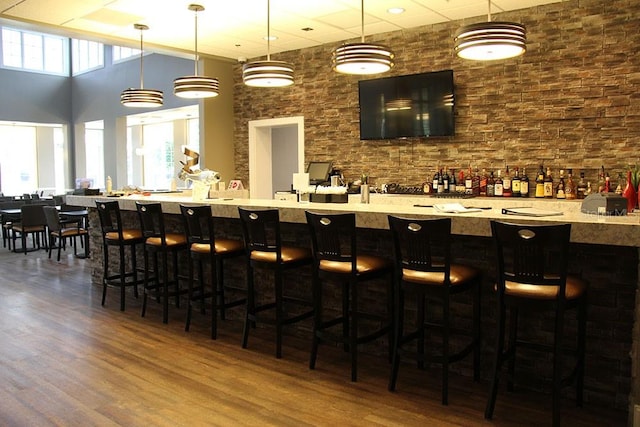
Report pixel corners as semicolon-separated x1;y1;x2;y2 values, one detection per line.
232;0;640;189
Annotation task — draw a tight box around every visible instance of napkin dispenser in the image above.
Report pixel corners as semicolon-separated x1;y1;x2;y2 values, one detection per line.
580;193;627;215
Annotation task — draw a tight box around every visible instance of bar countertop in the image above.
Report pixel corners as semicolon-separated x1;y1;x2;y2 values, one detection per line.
66;192;640;248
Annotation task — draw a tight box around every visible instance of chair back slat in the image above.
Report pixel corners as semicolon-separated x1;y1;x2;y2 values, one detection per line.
238;207;281;255
180;204;214;247
388;216;450;277
305;211;356;264
491;221;571;294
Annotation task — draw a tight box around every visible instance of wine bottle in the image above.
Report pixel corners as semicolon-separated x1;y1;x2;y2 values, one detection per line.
472;168;481;196
433;168;439;194
556;169;566;199
577;171;587;199
479;168;488;196
450;168;457;193
465;167;473;195
520;168;529;198
535;165;545;198
512;167;521;197
502;166;512;197
544;167;554;198
495;169;504;197
443;167;450;193
565;169;576;200
437;168;444;193
487;171;495;197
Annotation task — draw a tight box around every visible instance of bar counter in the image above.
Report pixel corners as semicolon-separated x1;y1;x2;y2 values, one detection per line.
66;192;640;420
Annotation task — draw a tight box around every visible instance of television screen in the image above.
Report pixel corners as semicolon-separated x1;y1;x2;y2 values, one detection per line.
358;70;455;140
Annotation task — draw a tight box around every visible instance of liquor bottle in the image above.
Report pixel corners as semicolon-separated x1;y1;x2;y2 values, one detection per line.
544;167;554;198
487;171;495;197
479;168;488;196
450;168;457;193
603;173;611;193
433;168;440;194
520;167;529;198
437;168;444;193
456;169;465;193
565;169;576;200
511;167;521;197
577;171;587;199
495;169;504;197
586;182;592;196
465;167;473;195
556;169;566;199
472;168;481;196
535;165;545;198
443;167;450;193
597;165;606;193
502;166;512;197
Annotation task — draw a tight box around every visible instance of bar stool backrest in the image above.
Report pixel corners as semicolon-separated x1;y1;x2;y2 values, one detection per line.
238;207;281;260
180;204;215;248
136;202;167;244
96;200;124;239
305;211;357;270
490;221;571;301
388;216;451;281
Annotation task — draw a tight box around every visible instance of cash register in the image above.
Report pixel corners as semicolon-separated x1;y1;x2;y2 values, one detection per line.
580;192;628;215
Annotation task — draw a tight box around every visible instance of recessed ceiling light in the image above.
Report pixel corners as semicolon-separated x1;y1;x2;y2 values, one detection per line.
263;35;277;41
301;27;314;32
387;7;405;14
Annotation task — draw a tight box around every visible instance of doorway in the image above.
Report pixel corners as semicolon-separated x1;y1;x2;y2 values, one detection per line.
248;116;304;199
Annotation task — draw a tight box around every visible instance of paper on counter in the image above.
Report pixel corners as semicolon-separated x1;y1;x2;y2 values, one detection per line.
433;203;483;213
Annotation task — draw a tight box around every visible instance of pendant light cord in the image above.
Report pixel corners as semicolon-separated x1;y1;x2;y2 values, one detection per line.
139;28;144;89
487;0;492;22
194;8;199;75
360;0;365;43
266;0;271;61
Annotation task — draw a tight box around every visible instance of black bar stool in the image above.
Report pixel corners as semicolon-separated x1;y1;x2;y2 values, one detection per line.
180;204;245;339
305;211;393;382
95;200;145;311
136;202;189;324
485;221;588;427
387;216;481;404
238;207;313;358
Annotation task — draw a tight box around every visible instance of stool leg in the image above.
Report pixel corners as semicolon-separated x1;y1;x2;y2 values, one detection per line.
309;271;321;370
350;279;358;382
101;242;109;306
473;280;481;382
342;281;349;352
275;267;284;359
185;255;195;332
552;308;565;427
217;258;226;320
173;250;180;308
242;263;254;349
162;250;170;324
577;297;587;406
485;299;506;420
507;307;519;392
388;283;404;391
210;258;218;340
119;243;126;311
442;292;451;405
416;291;425;370
141;248;150;318
131;244;139;298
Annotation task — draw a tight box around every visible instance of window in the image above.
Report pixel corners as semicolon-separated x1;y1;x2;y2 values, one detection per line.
0;124;37;195
1;27;68;75
84;120;105;189
71;39;104;75
112;45;141;63
141;122;174;190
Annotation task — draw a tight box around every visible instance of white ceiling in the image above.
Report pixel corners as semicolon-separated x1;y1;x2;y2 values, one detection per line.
0;0;562;62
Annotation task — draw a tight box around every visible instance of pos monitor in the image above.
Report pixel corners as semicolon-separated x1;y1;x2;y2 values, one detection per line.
307;161;332;185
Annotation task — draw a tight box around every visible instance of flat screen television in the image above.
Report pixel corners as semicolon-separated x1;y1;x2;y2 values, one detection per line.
358;70;455;140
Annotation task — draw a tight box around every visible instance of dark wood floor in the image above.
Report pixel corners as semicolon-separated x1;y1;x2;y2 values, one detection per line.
0;248;627;426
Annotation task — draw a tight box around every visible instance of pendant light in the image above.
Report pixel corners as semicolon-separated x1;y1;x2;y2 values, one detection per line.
174;4;220;98
332;0;394;75
454;0;526;61
120;24;163;108
242;0;294;87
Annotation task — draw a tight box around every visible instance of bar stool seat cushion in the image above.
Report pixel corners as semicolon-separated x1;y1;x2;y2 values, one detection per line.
402;263;480;286
105;229;143;242
319;254;392;275
13;224;45;233
146;233;187;247
250;246;311;264
500;275;587;300
57;227;88;238
191;238;243;255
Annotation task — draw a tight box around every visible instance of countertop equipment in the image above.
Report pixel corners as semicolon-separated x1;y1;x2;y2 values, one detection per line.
580;192;628;215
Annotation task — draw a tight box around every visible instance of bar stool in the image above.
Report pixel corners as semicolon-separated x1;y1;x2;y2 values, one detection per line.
387;216;481;404
305;211;393;382
95;200;144;311
485;221;587;427
136;202;189;324
180;204;245;339
238;207;314;358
